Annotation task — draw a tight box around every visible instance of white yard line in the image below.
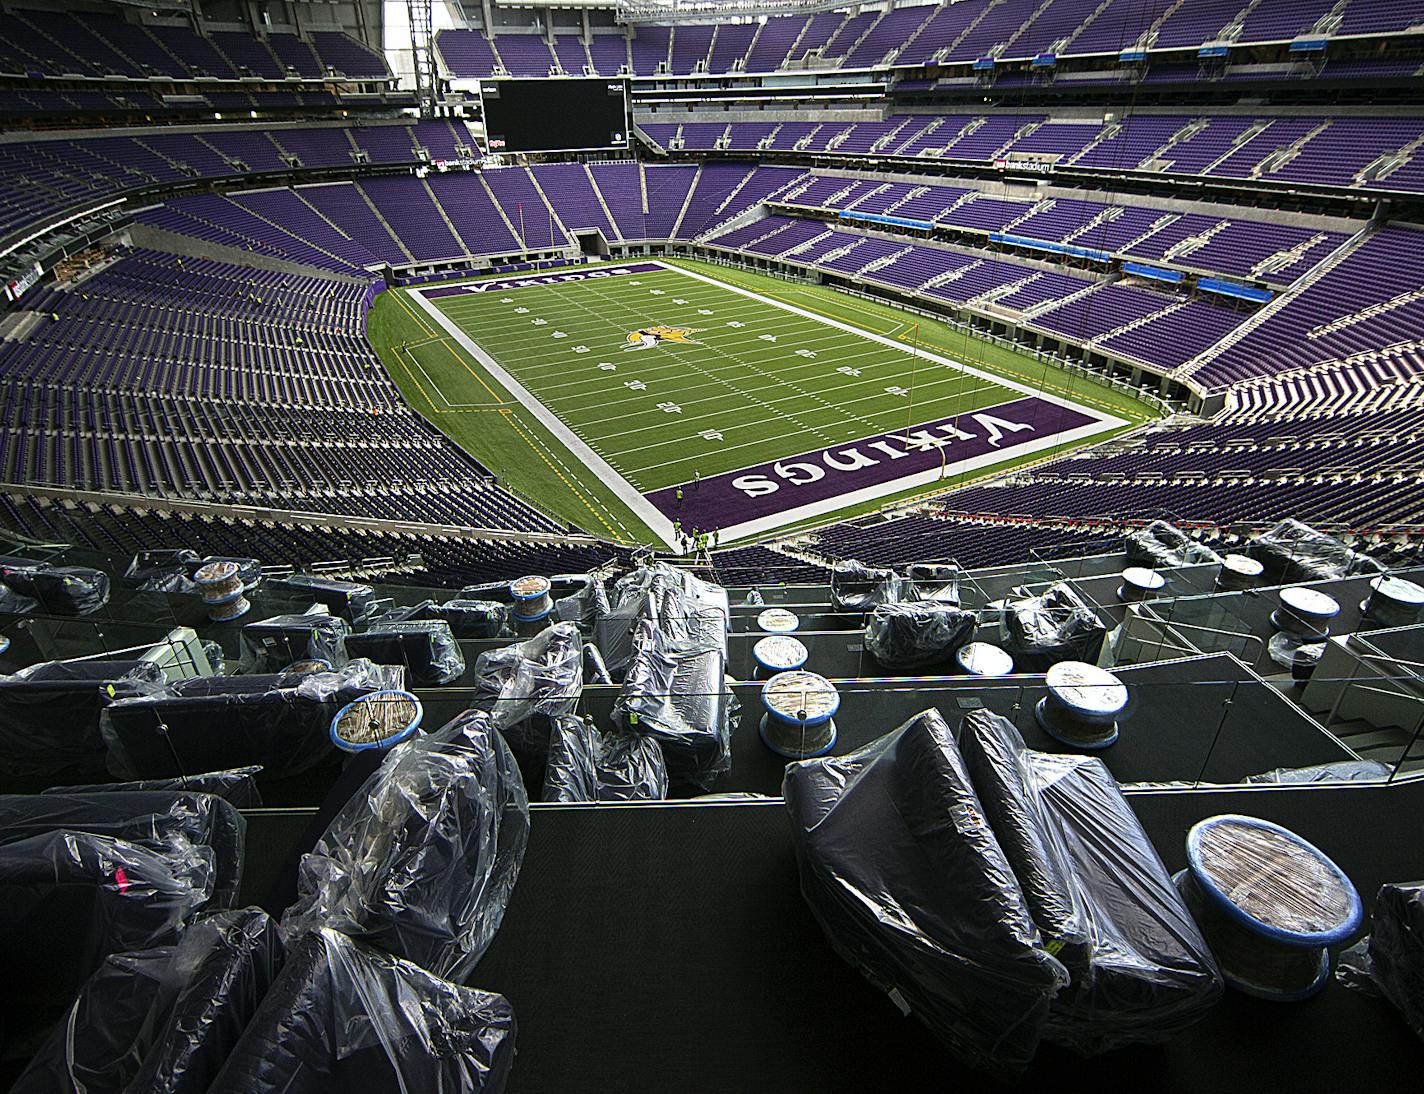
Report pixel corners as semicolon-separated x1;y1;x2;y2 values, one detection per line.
412;261;1128;544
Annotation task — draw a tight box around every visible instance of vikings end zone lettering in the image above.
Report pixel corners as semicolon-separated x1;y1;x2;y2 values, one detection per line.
422;262;662;298
648;395;1115;539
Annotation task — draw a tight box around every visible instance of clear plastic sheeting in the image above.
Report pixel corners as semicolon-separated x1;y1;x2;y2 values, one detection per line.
1125;520;1223;568
1004;582;1107;671
960;710;1223;1048
783;709;1069;1080
582;642;613;684
102;661;403;781
0;658;167;781
209;927;516;1094
0;557;111;616
281;709;529;983
614;617;732;790
594;562;729;680
12;907;285;1094
1245;759;1394;784
542;715;668;803
238;613;351;675
1248;518;1384;582
905;563;962;606
346;619;466;686
957;710;1093;977
0;790;244;912
271;574;377;620
555;571;611;628
1339;881;1424;1042
0;830;213;1060
864;601;976;670
44;766;265;807
474;622;584;756
829;560;912;613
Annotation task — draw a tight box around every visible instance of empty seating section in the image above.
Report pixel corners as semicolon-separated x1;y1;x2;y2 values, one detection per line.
651;112;1424;196
0;248;563;532
497;35;556;77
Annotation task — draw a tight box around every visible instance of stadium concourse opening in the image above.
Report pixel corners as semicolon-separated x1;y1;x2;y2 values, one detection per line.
1;0;1424;1092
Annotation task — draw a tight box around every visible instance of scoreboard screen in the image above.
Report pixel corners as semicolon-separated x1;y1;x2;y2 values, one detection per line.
479;78;630;154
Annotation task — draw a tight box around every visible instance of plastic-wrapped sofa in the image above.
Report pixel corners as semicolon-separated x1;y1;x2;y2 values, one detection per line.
271;574;377;620
0;556;111;616
238;613;351;674
1247;518;1383;582
864;602;976;670
44;766;265;807
0;790;245;912
208;928;516;1094
345;619;465;685
1003;582;1106;671
614;617;732;790
0;829;212;1060
101;662;403;780
783;709;1068;1079
281;709;529;982
1125;520;1222;568
593;562;728;680
11;907;285;1094
0;658;167;783
473;622;583;755
543;715;668;802
958;710;1222;1053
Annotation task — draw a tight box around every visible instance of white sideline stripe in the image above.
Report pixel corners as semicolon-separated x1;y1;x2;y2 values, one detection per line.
406;286;678;549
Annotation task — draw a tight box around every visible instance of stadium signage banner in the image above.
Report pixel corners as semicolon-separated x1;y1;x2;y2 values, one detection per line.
422;262;661;298
646;395;1106;536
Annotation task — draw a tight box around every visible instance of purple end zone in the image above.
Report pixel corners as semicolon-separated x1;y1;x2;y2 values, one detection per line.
648;395;1106;532
420;262;665;299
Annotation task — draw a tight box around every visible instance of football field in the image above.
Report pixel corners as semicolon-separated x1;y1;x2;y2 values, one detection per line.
377;259;1141;546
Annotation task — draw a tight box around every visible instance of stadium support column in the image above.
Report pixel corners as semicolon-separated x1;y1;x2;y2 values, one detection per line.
407;0;437;118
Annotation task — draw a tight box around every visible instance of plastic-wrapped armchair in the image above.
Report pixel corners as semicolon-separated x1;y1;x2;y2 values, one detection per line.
0;658;167;783
1125;520;1222;568
543;715;668;802
0;789;244;912
0;829;212;1060
1003;582;1106;671
829;559;913;613
864;601;976;670
782;709;1069;1080
101;661;404;781
614;617;732;790
281;709;529;983
1339;880;1424;1042
209;927;515;1094
11;907;285;1094
473;622;583;756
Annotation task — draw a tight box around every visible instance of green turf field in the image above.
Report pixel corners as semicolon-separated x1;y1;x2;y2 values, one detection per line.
368;258;1159;545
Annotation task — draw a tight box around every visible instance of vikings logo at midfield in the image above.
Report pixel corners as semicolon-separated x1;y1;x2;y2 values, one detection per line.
625;325;703;350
